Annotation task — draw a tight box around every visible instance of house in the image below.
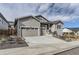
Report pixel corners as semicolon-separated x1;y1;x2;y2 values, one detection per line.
62;28;79;37
0;13;10;35
9;21;14;28
67;28;79;36
62;28;79;41
14;15;64;37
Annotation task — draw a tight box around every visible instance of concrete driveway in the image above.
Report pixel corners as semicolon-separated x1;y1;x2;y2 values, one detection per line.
0;36;79;55
24;36;66;46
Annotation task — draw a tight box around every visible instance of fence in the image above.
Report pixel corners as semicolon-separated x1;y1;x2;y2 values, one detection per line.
0;28;16;36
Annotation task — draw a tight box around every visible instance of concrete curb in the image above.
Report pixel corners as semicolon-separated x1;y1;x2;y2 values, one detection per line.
38;45;79;55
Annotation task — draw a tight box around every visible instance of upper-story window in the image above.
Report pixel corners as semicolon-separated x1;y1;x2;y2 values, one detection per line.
57;25;61;29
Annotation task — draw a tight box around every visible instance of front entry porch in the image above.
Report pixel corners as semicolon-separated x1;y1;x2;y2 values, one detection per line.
40;23;53;36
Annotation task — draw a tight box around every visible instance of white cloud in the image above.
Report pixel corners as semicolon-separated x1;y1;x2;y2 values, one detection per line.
44;15;79;22
0;3;79;22
44;15;72;21
51;16;71;21
36;4;50;13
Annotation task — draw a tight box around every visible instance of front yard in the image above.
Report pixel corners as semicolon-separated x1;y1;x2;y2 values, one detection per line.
0;35;28;50
0;36;79;55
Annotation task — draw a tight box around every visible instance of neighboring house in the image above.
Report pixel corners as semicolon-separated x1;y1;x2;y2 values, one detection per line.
14;15;64;37
0;13;10;35
68;28;79;36
8;21;16;35
0;13;10;30
8;21;14;28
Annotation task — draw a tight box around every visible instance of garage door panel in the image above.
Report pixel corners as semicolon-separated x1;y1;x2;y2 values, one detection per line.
22;28;38;37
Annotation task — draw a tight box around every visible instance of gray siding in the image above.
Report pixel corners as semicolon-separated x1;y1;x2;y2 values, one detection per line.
50;23;63;36
17;17;40;37
51;24;57;32
20;18;40;28
0;17;8;30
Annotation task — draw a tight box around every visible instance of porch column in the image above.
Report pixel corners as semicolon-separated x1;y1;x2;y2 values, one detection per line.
48;24;50;29
38;27;40;36
48;24;50;33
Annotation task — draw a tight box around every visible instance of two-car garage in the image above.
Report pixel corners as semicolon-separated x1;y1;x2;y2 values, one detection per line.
21;27;39;37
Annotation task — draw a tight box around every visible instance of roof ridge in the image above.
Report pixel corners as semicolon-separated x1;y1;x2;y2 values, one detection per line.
16;15;33;20
0;13;10;26
35;15;49;22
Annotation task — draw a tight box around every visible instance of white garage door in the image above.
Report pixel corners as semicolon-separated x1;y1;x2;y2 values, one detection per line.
21;28;38;37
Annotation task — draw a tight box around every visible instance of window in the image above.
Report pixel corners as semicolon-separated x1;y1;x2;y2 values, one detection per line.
57;25;61;29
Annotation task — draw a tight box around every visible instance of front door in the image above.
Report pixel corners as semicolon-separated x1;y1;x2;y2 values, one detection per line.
41;25;48;35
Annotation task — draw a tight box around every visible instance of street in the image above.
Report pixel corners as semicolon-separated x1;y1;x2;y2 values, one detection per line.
56;47;79;55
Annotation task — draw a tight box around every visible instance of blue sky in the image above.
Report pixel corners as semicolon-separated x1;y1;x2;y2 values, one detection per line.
0;3;79;28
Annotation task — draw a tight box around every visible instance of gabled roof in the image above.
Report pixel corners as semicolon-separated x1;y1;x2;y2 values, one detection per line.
16;15;49;23
0;13;10;26
14;15;49;26
14;15;41;27
35;15;49;22
41;20;63;24
50;20;64;24
14;15;64;27
63;28;73;32
16;15;34;20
